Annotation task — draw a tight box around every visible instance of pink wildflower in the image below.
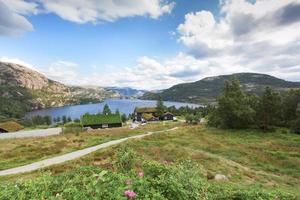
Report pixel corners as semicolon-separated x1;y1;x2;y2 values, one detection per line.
138;171;144;177
124;190;136;198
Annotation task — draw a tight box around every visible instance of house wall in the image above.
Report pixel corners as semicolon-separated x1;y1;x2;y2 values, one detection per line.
161;114;174;121
135;112;157;122
84;123;122;129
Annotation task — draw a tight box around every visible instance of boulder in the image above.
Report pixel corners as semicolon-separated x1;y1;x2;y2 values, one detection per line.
214;174;228;181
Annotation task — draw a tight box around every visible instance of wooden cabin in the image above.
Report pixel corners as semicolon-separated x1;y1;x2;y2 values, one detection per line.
134;107;157;122
134;107;174;122
81;114;122;129
161;112;174;121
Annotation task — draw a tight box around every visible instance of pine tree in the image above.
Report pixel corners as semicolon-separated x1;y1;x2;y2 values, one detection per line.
216;78;255;128
282;89;300;125
62;115;67;124
43;116;52;125
156;97;165;118
291;103;300;134
102;104;112;115
258;87;282;131
121;114;127;123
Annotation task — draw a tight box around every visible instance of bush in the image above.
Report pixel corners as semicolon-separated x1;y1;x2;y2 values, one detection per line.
0;148;296;199
63;122;83;135
113;146;138;173
291;118;300;134
0;163;295;200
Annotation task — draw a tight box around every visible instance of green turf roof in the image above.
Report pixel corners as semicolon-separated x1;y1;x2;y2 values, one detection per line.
134;107;157;113
142;113;157;121
81;114;122;126
0;121;23;132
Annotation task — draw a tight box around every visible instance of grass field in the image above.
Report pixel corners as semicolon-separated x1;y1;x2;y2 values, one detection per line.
0;122;178;171
1;123;299;197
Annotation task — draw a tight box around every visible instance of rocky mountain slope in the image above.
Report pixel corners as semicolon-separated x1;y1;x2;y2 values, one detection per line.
0;62;118;119
106;87;147;98
141;73;300;103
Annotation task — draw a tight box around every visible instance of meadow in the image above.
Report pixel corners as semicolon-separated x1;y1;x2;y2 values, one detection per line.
0;122;178;170
0;123;299;199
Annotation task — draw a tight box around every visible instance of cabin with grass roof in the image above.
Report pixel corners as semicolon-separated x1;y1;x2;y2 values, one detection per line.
134;107;157;122
134;107;174;122
0;121;24;133
81;114;122;129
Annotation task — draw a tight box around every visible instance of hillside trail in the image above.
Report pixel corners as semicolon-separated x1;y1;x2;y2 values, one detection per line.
0;127;178;176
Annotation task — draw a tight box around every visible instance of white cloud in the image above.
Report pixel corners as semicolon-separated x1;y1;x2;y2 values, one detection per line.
0;0;33;36
3;0;300;89
0;57;37;70
1;0;39;15
43;61;79;85
175;0;300;81
0;0;174;36
38;0;175;24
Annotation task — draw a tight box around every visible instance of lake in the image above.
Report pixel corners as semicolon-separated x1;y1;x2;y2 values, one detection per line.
26;99;200;120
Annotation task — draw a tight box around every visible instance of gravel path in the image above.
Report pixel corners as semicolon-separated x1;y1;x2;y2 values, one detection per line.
0;128;62;140
0;127;178;176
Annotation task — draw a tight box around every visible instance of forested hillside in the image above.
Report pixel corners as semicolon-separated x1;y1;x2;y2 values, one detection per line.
141;73;300;103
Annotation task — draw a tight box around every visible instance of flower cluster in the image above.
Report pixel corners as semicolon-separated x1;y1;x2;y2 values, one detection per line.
138;171;144;177
124;190;136;198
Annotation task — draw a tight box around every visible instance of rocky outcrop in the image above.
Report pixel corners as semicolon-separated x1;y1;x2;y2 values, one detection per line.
0;61;117;110
0;62;67;92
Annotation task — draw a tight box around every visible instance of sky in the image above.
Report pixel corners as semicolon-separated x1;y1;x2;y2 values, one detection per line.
0;0;300;90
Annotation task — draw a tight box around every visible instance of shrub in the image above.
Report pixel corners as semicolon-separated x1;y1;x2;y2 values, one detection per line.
291;118;300;134
0;148;296;199
113;146;138;173
0;162;296;200
63;122;83;135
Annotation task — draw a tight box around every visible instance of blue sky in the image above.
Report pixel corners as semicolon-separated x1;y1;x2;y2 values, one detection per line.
0;0;300;89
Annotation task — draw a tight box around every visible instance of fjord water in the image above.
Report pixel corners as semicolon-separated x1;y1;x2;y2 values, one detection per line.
26;99;199;120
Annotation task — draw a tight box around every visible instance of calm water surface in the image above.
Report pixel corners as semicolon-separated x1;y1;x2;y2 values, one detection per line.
26;99;199;119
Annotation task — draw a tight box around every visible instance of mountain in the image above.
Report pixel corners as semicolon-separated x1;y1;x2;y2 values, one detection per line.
107;87;147;98
0;62;117;119
141;73;300;104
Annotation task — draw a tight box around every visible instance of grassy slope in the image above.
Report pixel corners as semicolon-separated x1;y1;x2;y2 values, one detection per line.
1;124;299;196
0;122;178;170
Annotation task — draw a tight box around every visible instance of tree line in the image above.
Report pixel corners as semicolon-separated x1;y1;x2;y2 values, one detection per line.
208;78;300;133
23;115;78;127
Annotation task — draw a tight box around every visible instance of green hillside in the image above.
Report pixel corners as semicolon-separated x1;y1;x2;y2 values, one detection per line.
141;73;300;103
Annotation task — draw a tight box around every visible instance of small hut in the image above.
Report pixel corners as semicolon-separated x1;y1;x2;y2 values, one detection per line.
0;121;24;133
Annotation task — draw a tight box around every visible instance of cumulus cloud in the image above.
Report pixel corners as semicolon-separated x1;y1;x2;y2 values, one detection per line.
36;0;175;24
0;0;174;36
0;0;33;36
3;0;300;89
1;0;39;15
176;0;300;82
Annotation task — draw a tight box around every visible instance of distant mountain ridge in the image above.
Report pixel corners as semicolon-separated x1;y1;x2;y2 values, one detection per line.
141;73;300;103
0;62;118;119
107;87;147;98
